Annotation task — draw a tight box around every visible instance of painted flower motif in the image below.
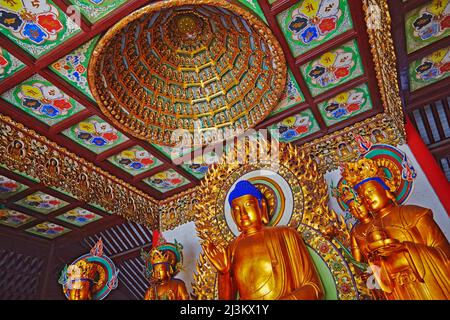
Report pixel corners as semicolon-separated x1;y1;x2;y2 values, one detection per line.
0;10;23;31
24;193;61;209
0;176;19;193
18;82;74;118
116;148;157;172
63;209;97;224
339;283;352;294
148;170;187;190
0;52;9;74
415;48;450;81
318;242;330;254
308;49;354;87
324;90;365;119
34;222;65;235
0;0;64;44
76;119;119;148
277;114;312;142
412;1;449;41
288;0;341;44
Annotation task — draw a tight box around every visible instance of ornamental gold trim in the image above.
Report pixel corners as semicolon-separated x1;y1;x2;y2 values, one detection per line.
0;113;159;228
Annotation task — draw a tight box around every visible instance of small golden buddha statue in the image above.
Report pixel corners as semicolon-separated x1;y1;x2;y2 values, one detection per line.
342;158;450;300
337;184;374;263
63;260;98;300
141;233;189;300
204;180;324;300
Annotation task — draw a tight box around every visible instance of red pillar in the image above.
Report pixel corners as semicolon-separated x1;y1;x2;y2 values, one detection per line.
405;116;450;215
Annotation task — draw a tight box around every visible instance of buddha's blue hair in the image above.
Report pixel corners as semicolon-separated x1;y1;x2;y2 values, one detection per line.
228;180;264;208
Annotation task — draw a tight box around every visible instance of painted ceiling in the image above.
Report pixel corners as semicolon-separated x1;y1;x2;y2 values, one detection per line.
0;0;448;241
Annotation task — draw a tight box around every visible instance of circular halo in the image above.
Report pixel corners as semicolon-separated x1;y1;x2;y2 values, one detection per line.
224;169;293;236
88;0;287;147
364;144;415;204
64;254;118;300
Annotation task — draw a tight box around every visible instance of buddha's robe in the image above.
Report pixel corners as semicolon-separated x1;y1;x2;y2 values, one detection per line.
368;205;450;300
218;226;323;300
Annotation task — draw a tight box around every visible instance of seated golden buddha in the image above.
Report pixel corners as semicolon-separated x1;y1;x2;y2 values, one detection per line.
342;158;450;300
204;180;324;300
142;234;189;300
64;260;98;300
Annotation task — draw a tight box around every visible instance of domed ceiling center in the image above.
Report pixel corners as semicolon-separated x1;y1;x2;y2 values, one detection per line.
88;0;287;147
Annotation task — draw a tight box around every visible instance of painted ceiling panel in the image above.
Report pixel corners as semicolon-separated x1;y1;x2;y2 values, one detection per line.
404;0;449;54
2;74;85;125
0;208;35;228
62;115;129;154
276;0;353;57
68;0;129;23
270;108;321;143
318;83;373;126
108;145;163;176
50;35;100;100
0;0;81;57
0;46;24;81
25;221;71;239
15;191;69;214
409;46;450;92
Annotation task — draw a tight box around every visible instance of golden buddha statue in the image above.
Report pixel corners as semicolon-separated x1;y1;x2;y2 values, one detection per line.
63;260;98;300
342;158;450;300
203;180;324;300
141;233;189;300
338;184;374;264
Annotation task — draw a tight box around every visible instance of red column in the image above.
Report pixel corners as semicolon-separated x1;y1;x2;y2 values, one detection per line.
405;116;450;215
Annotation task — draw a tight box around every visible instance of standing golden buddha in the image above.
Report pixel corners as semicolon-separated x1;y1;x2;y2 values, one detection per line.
342;158;450;300
141;232;189;300
203;180;324;300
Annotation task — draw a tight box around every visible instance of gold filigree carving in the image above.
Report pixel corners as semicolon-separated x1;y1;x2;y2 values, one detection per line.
0;113;159;228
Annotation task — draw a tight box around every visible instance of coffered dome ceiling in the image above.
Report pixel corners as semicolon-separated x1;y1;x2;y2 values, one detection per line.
88;0;287;146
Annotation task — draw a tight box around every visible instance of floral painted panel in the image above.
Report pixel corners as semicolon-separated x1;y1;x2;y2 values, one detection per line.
56;208;102;227
50;36;100;100
63;115;128;154
270;109;320;143
409;46;450;91
26;221;71;239
68;0;128;23
318;83;373;126
0;175;27;200
0;47;25;81
270;69;305;115
301;40;364;97
181;152;219;179
277;0;353;57
144;169;190;193
15;191;68;214
0;0;80;58
0;209;35;228
405;0;450;53
1;74;85;125
108;145;163;176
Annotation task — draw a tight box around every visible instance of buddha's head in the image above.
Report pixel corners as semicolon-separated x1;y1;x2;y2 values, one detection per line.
228;180;268;232
347;198;372;223
151;262;172;283
355;179;395;213
144;239;183;283
342;158;396;214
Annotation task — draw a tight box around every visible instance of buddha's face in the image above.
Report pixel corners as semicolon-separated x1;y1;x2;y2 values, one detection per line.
348;199;371;222
231;194;263;231
68;280;92;300
152;263;171;282
357;180;391;213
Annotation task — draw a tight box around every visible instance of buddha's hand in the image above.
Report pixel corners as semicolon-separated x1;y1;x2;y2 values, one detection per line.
203;242;230;274
375;242;406;257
